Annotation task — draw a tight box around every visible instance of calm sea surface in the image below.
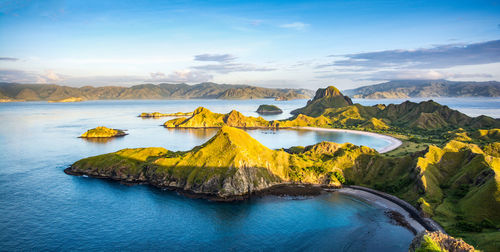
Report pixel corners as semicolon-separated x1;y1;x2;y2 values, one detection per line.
0;98;495;251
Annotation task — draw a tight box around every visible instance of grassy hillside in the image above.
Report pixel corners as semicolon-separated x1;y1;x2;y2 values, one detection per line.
0;82;313;101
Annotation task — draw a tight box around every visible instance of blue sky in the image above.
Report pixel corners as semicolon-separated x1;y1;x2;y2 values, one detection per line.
0;0;499;90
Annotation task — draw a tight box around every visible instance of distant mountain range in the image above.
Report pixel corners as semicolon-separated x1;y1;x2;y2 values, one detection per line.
343;80;500;99
0;82;314;102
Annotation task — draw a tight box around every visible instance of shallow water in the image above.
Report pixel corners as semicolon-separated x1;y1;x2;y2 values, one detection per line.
2;98;491;251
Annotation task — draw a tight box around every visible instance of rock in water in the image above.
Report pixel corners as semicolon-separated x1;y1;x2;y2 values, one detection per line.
80;126;127;138
256;105;283;114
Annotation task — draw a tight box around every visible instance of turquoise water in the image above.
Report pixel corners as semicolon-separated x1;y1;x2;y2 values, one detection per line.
0;99;417;251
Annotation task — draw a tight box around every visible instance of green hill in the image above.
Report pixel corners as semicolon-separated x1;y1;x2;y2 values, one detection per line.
291;86;353;117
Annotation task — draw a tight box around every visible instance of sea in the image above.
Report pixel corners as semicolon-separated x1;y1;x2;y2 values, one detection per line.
0;97;497;251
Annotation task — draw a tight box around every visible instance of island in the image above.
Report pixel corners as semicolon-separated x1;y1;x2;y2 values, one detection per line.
256;105;283;115
67;86;500;251
80;126;127;138
139;112;193;118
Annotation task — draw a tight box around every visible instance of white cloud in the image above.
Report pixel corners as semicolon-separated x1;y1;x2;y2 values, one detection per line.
0;69;64;83
194;54;236;62
316;69;494;81
37;70;63;83
279;22;309;31
149;70;212;83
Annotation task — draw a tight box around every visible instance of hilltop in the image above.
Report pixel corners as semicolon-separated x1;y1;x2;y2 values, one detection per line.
343;80;500;99
291;86;353;116
0;82;313;101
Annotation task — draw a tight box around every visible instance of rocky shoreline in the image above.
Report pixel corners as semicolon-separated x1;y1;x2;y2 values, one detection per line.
64;167;327;201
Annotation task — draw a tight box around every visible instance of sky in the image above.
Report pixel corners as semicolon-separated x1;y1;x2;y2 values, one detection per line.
0;0;499;90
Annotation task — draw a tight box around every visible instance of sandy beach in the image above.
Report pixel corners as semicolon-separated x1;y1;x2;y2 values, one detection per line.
295;127;403;153
336;187;427;234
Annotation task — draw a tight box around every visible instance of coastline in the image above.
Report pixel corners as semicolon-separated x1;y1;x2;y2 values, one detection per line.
335;186;446;235
293;126;403;153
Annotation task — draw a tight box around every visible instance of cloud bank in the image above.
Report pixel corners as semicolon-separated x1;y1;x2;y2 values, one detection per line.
149;70;212;83
194;54;236;62
279;22;309;31
315;39;500;82
0;57;19;61
322;40;500;69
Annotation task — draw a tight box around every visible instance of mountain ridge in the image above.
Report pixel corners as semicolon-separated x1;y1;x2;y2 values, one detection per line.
0;82;314;101
343;80;500;99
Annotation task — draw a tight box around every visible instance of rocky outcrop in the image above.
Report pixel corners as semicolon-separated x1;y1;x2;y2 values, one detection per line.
80;126;127;138
409;231;475;252
256;105;283;114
